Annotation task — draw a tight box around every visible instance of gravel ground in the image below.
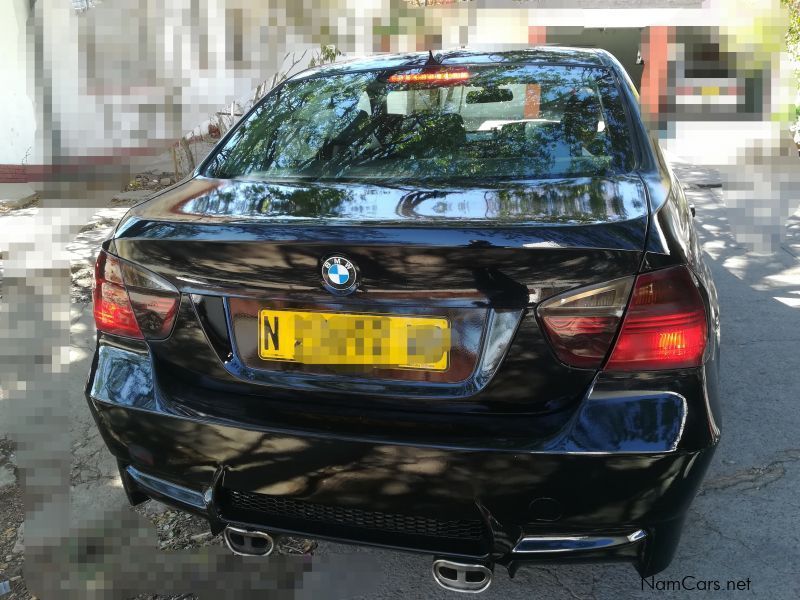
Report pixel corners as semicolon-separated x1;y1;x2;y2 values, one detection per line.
0;439;26;599
131;500;316;556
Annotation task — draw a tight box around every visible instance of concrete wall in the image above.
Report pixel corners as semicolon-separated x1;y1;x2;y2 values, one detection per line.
0;0;35;165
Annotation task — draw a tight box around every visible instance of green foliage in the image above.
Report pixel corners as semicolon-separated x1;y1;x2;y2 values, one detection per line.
308;44;342;68
784;0;800;86
784;0;800;53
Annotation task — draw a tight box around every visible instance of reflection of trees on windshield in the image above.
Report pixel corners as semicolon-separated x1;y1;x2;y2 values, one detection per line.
203;64;635;182
205;74;372;178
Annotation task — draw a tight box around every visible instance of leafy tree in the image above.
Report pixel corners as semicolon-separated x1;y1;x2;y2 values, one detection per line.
784;0;799;123
784;0;799;59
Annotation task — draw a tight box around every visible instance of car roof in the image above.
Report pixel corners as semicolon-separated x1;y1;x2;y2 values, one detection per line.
289;46;610;80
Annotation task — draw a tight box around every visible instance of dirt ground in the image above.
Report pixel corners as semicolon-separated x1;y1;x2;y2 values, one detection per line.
0;439;25;599
0;432;316;600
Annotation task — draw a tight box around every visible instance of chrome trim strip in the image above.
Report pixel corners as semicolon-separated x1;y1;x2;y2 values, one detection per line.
126;466;206;510
513;529;646;554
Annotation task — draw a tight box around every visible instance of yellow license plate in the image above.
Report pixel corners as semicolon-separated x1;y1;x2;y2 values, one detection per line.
258;309;450;371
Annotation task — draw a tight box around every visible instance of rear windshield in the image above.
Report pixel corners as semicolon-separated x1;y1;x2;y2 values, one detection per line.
203;64;635;182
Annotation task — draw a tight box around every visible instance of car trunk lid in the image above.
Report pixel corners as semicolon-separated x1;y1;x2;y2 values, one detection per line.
111;175;647;414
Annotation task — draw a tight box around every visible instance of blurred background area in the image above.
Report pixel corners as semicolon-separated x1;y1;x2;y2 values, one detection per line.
0;0;798;249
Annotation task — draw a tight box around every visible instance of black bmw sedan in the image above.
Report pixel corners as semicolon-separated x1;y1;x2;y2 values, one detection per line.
86;47;720;593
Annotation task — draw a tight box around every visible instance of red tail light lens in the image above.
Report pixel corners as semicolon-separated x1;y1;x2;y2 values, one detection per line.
93;250;180;339
537;277;633;369
604;266;707;371
93;251;142;338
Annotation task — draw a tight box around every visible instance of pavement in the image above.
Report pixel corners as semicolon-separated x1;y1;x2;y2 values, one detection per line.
1;160;800;599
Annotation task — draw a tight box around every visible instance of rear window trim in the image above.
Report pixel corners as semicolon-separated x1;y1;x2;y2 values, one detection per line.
606;64;646;173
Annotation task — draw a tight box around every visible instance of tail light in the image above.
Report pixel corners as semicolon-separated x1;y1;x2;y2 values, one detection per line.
537;266;708;371
387;70;470;84
605;266;707;371
93;250;180;339
537;277;633;369
93;251;141;338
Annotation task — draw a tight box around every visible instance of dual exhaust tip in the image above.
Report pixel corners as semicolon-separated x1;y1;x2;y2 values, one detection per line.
223;526;494;593
432;559;493;594
223;526;275;557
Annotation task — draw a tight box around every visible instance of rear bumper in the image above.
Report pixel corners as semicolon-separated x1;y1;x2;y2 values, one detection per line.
85;335;719;577
122;461;655;573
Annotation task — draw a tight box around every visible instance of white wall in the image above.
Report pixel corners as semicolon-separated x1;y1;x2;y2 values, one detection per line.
0;0;35;164
35;0;396;161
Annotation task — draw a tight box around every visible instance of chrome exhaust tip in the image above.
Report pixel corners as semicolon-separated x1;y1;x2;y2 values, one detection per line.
432;559;493;594
223;526;275;557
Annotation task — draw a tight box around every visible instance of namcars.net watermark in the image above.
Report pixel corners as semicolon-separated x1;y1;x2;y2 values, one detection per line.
642;576;753;592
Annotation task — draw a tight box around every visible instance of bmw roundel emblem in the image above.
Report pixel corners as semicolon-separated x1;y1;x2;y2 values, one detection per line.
321;255;359;295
